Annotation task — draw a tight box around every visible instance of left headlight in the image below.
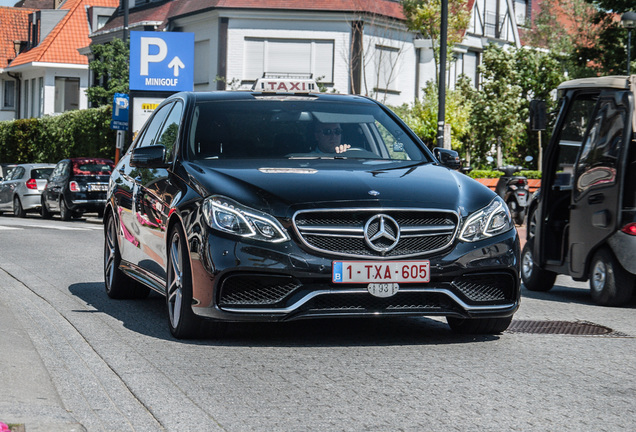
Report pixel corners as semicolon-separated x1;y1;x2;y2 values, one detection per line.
202;195;290;243
459;197;514;242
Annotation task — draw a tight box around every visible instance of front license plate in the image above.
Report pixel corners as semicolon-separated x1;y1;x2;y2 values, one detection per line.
332;260;431;284
368;283;399;298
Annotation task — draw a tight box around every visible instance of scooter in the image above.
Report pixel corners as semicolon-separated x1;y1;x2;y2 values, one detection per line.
495;164;531;226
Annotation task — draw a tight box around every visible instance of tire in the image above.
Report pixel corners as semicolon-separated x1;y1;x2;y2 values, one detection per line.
40;196;52;219
589;248;635;306
166;224;202;339
13;196;26;218
447;316;513;334
521;239;556;292
104;212;150;300
506;198;524;226
526;208;537;240
59;196;71;221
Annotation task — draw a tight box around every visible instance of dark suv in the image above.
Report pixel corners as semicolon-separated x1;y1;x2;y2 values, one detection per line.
522;76;636;305
103;78;520;339
42;157;114;220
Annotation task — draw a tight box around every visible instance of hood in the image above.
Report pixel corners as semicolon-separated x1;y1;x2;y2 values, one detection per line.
183;159;495;217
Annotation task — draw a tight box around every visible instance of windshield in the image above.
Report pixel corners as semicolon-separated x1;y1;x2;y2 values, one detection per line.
188;99;429;162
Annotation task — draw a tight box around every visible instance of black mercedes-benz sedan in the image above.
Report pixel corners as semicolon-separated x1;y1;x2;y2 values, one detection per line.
104;78;520;338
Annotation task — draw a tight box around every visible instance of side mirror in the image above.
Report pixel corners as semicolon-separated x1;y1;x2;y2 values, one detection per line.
130;145;169;168
433;148;461;170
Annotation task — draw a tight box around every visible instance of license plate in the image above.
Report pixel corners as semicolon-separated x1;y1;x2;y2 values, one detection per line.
88;183;108;192
332;260;430;283
368;283;399;298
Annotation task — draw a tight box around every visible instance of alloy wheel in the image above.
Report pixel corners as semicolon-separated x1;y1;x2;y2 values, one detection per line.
167;230;184;328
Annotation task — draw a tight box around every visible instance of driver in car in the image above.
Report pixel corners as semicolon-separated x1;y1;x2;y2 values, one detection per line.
314;122;351;153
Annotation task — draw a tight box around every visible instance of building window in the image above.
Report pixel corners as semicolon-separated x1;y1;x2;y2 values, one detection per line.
38;77;44;116
31;79;36;117
244;38;334;83
374;45;400;93
194;40;210;85
24;80;29;117
2;80;15;109
54;77;79;112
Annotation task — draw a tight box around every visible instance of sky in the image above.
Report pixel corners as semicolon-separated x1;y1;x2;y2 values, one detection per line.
0;0;18;6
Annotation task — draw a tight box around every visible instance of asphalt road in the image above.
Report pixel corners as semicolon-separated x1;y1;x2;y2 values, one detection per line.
0;215;634;431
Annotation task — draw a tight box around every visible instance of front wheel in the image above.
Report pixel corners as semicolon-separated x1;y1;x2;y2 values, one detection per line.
40;196;52;219
521;240;556;292
13;196;26;218
447;316;513;334
589;248;635;306
166;224;202;339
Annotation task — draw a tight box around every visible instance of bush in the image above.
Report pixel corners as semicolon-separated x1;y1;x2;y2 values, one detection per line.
467;169;542;179
0;106;117;164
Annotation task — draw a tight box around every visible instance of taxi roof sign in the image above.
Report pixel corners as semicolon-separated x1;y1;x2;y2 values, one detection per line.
253;74;317;94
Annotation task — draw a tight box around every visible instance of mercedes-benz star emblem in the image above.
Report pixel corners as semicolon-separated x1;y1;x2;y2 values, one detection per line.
364;214;400;253
368;190;380;197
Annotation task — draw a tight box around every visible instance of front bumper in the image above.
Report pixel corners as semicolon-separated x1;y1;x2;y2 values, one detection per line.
189;226;521;322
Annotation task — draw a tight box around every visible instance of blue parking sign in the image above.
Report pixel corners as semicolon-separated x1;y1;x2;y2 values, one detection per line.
129;31;194;92
110;93;129;130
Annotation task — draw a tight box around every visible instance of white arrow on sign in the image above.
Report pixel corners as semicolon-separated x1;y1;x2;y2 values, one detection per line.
168;56;185;77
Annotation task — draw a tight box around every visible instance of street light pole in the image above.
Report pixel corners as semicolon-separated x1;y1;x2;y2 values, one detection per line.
437;0;448;149
621;12;636;75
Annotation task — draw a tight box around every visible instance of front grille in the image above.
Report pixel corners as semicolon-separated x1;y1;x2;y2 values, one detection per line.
452;273;516;303
219;274;301;306
293;209;458;258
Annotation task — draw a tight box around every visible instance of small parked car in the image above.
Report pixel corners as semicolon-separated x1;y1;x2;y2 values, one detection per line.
41;157;114;220
0;163;55;217
0;163;16;181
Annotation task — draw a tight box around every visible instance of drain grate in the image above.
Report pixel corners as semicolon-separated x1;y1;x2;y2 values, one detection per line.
507;320;631;337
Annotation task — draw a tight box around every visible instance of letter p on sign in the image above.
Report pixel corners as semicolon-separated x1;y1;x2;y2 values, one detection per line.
140;37;168;76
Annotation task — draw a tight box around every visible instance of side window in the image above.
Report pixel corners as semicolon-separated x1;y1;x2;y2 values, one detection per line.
574;98;626;197
156;101;183;161
10;167;25;180
137;103;173;148
551;93;598;189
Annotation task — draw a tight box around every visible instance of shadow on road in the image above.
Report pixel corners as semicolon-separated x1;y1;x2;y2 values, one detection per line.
69;282;502;347
521;283;636;308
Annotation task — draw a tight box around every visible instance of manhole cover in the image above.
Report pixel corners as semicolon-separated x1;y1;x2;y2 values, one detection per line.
507;320;629;337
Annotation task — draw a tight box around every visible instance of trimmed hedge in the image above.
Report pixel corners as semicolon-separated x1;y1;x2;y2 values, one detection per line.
467;169;541;179
0;106;117;164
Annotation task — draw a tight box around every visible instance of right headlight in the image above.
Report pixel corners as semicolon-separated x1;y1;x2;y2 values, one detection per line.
459;197;514;242
202;195;290;243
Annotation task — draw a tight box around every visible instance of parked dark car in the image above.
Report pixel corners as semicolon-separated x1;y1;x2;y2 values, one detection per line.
104;78;520;339
522;76;636;306
42;157;114;220
0;163;55;217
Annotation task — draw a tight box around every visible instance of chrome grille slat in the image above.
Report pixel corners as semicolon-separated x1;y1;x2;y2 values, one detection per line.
293;208;459;258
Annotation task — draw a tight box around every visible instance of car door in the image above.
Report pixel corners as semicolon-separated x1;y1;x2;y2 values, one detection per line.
44;161;68;212
568;91;631;277
134;100;184;280
116;101;174;278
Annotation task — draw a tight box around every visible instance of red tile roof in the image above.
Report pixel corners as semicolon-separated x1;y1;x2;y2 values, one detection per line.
0;6;33;69
9;0;119;68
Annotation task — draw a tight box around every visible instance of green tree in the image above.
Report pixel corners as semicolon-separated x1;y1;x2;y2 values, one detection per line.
468;44;524;168
401;0;470;82
87;38;130;107
514;48;566;168
392;76;472;152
